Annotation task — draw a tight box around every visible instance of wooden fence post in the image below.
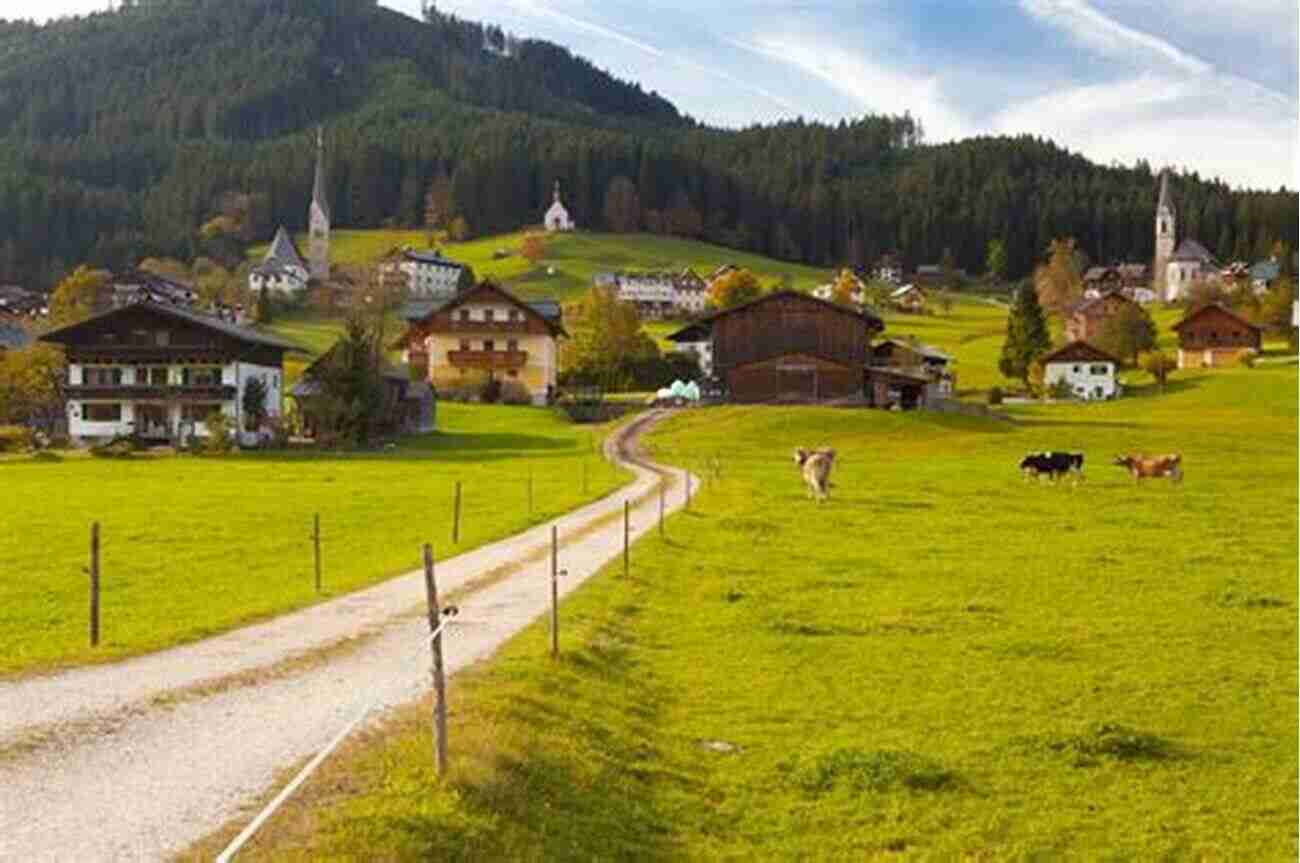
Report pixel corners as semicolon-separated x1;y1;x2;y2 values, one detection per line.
313;513;321;594
422;544;448;775
89;521;100;647
452;481;462;544
550;526;559;659
623;500;630;577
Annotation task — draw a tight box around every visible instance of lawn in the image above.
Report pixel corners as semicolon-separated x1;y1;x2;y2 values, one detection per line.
0;404;630;677
203;363;1297;860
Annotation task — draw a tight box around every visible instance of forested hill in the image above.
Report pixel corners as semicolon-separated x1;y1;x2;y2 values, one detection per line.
0;0;1294;290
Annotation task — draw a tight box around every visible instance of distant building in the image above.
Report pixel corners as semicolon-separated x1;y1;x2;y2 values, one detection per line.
890;283;926;313
1166;239;1216;301
110;270;198;309
1041;341;1120;401
869;338;953;401
39;300;295;445
596;269;708;318
0;285;46;319
249;227;309;296
379;249;469;300
308;127;331;281
674;268;708;316
1064;289;1139;343
1249;258;1282;293
544;180;574;232
872;253;904;285
1154;170;1176;293
1171;303;1261;369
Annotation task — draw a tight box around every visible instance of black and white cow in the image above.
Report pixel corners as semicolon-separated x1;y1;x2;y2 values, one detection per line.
1019;451;1085;483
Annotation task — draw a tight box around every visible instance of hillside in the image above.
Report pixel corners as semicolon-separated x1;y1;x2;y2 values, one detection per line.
0;0;1295;291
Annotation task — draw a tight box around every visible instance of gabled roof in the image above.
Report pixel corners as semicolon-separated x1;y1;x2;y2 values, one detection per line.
40;300;302;351
1171;239;1214;263
403;281;566;336
1069;289;1137;317
262;226;306;270
890;283;922;297
1170;303;1262;333
402;250;466;269
665;290;884;343
1040;340;1120;365
873;338;949;362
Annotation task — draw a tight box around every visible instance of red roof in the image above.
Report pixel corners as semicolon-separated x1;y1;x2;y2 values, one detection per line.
1170;303;1261;333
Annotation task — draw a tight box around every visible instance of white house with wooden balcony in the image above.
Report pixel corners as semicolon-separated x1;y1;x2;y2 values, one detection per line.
397;281;565;405
40;301;297;445
378;248;470;299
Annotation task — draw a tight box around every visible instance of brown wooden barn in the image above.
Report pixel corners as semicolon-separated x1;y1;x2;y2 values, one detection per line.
667;291;883;402
1171;303;1261;369
1065;289;1139;343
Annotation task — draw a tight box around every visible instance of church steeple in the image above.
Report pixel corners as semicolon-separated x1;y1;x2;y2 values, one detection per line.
1154;169;1176;298
308;125;330;281
553;179;562;204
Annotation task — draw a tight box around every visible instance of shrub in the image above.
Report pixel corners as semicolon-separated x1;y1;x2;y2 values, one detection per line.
263;415;292;449
90;435;140;458
0;425;34;452
987;386;1004;405
798;748;956;794
1048;378;1074;400
200;411;235;454
479;376;503;404
499;380;533;405
1237;348;1258;369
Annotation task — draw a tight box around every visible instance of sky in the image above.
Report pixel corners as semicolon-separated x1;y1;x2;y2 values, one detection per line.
10;0;1298;189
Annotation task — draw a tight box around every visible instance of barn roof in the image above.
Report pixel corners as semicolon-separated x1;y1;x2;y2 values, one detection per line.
39;300;301;351
1040;340;1120;365
1170;302;1261;332
1069;289;1137;317
665;290;883;343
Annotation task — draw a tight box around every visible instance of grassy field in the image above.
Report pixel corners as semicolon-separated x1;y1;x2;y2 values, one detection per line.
0;405;630;677
206;363;1298;860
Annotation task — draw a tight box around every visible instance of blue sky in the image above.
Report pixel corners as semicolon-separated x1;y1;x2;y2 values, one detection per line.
12;0;1297;189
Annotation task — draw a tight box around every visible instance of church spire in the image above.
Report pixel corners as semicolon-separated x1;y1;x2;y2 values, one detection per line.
1157;169;1171;213
553;179;561;204
311;125;329;220
307;125;331;281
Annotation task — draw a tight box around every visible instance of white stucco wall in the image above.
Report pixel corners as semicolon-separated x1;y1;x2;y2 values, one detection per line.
1044;360;1117;401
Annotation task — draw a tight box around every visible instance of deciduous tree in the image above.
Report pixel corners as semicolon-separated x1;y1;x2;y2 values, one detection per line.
520;232;546;264
1033;238;1083;315
1095;302;1157;365
48;265;111;326
1140;350;1177;392
561;285;658;388
830;269;861;306
708;268;763;310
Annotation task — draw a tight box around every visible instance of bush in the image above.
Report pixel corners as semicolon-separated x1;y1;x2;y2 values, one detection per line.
499;380;533;405
987;386;1004;405
90;435;140;458
1048;378;1074;400
0;425;34;452
263;415;292;449
479;376;503;403
200;411;235;454
1237;348;1258;368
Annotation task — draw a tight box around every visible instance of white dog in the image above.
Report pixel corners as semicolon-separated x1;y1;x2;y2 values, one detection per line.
794;448;836;502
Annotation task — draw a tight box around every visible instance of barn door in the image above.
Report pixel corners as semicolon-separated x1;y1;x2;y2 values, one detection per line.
777;364;816;399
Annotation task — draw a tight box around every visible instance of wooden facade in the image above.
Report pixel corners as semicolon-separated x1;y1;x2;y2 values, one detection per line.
1172;304;1261;369
680;291;883;403
1065;290;1138;343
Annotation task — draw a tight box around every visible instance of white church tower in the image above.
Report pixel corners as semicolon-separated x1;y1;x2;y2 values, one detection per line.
544;180;574;232
1154;169;1175;294
308;126;331;281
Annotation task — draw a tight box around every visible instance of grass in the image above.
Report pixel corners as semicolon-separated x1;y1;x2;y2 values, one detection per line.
0;404;631;678
196;362;1297;861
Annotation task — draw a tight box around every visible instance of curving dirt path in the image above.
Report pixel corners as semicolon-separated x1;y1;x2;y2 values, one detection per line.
0;409;690;862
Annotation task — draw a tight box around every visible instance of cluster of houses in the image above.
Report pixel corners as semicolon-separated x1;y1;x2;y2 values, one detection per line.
593;268;709;319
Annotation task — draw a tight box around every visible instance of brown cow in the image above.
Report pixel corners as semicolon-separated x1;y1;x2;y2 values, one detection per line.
794;448;836;502
1113;453;1183;483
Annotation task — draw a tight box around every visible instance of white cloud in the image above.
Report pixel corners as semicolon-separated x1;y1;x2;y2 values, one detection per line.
1019;0;1211;74
727;34;972;141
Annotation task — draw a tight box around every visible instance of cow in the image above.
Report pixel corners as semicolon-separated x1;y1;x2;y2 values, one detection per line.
794;448;836;502
1018;451;1085;484
1113;453;1182;483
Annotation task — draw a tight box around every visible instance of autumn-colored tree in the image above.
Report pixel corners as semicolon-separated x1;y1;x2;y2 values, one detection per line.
449;215;471;241
830;269;862;306
1033;238;1083;315
708;268;764;310
561;285;658;388
1140;350;1177;392
1259;277;1298;350
603;176;640;233
48;265;111;326
520;232;546;264
1095;302;1157;366
0;343;66;429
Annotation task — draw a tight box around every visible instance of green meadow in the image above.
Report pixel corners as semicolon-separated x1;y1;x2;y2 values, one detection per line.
211;364;1297;861
0;405;629;677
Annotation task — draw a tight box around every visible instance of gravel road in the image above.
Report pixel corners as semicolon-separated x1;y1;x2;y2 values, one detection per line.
0;410;688;862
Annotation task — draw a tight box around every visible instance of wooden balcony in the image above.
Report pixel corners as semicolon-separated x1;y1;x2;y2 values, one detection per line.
65;384;236;400
446;350;528;370
441;319;530;333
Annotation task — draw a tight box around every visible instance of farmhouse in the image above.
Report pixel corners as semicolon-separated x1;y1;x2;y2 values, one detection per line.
378;249;470;300
674;267;708;316
1064;289;1139;343
398;281;564;405
868;338;953;406
290;341;434;439
1171;303;1261;369
612;271;677;319
1040;341;1120;400
666;291;883;402
249;226;309;296
110;269;198;309
39;300;296;445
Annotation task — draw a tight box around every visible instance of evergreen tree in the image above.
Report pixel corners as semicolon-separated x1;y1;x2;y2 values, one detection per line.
999;282;1051;385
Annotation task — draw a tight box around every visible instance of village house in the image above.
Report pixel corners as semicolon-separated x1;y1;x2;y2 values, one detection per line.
290;341;434;439
666;291;883;403
398;281;564;405
1249;258;1281;294
544;180;574;232
890;283;926;313
0;285;46;319
674;267;709;316
39;300;296;445
868;337;954;405
812;270;868;306
1165;239;1217;301
248;226;309;296
1040;341;1120;401
111;269;199;309
1064;289;1139;343
612;271;678;319
872;253;904;285
378;249;470;300
1171;303;1261;369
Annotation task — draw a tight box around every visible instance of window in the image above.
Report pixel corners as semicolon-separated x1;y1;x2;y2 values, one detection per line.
459;339;470;351
1072;365;1081;374
483;340;495;352
1089;364;1108;375
507;369;518;378
459;309;471;322
83;403;122;422
506;340;518;352
484;309;495;322
509;309;521;322
183;367;223;387
155;330;170;346
130;329;151;345
84;367;123;386
135;366;168;386
182;403;223;423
